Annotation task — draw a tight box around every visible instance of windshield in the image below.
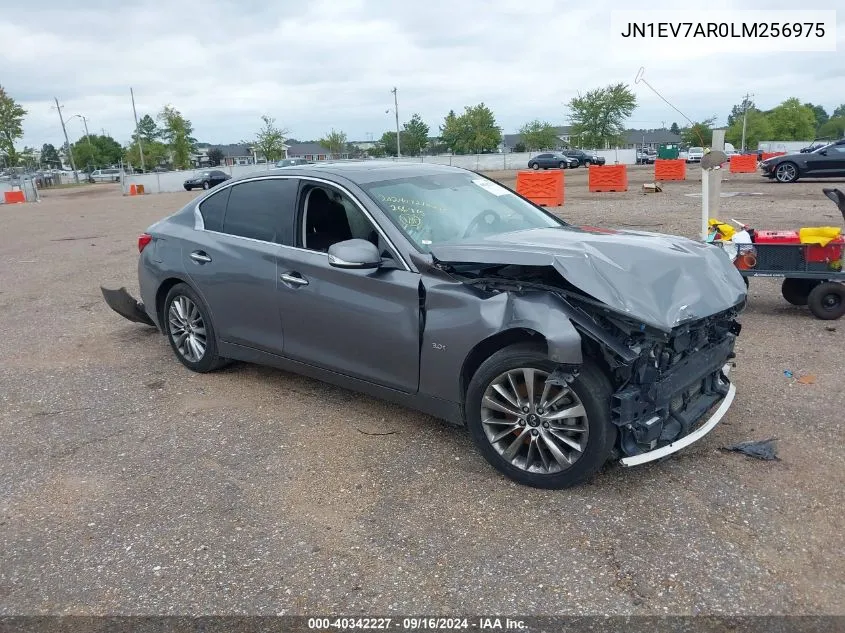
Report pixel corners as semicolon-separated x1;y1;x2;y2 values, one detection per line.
689;147;703;153
362;172;564;251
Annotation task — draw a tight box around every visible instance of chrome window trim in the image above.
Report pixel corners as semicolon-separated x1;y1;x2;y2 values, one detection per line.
193;174;411;272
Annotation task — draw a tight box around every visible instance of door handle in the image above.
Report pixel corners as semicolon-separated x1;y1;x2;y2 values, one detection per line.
190;251;212;263
280;272;309;286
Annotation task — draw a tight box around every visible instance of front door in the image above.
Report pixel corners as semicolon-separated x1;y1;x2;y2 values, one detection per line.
276;181;421;393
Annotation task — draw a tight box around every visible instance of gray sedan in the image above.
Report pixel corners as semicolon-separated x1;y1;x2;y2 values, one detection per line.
103;162;746;488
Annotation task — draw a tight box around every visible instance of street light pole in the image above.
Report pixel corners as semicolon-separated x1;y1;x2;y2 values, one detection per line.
130;87;146;171
54;97;79;184
391;87;401;158
740;92;753;152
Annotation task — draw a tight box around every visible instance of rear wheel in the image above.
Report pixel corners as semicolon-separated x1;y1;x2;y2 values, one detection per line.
163;283;227;372
781;278;819;306
465;343;616;489
202;181;210;190
807;282;845;320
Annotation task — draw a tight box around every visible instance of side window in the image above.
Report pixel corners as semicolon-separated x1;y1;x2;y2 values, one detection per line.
221;178;298;244
198;187;230;232
299;184;394;259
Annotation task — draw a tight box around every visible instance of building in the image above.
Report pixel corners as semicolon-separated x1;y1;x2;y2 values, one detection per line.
621;129;683;150
502;126;573;152
287;143;349;161
192;143;291;167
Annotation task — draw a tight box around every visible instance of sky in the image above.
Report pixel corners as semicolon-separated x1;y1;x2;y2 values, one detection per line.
2;0;843;149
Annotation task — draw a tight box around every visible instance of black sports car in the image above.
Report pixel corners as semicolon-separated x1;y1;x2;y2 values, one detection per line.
761;140;845;183
184;170;231;191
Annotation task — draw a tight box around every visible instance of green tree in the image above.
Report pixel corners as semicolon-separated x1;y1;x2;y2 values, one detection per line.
319;129;347;156
725;108;772;150
402;114;430;156
568;83;637;149
125;140;169;169
207;147;224;166
804;103;829;130
253;115;288;162
727;97;755;127
681;117;716;147
158;105;196;169
367;143;387;158
133;114;160;143
512;142;527;153
818;117;845;139
518;119;559;150
19;146;37;169
0;85;27;167
40;143;61;168
463;103;501;153
669;122;680;135
832;104;845;119
767;98;816;140
379;130;405;157
439;109;463;153
71;134;124;171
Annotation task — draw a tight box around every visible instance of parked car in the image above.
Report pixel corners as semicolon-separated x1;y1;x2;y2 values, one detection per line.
101;162;745;489
686;147;705;163
88;168;122;183
527;152;578;170
562;149;606;167
183;169;231;191
274;158;311;168
635;149;656;165
761;139;845;183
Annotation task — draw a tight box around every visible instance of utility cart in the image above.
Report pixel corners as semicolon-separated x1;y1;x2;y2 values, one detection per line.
710;188;845;320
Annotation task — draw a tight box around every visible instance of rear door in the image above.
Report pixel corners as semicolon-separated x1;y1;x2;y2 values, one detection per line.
184;177;298;354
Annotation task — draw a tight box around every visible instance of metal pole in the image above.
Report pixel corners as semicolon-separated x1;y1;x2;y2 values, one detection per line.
81;116;92;147
740;93;752;152
130;87;146;171
391;87;401;157
54;97;79;184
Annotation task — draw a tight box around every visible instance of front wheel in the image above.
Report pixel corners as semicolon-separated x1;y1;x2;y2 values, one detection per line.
530;162;539;170
775;162;799;183
807;282;845;320
558;161;566;169
202;181;210;190
465;343;616;489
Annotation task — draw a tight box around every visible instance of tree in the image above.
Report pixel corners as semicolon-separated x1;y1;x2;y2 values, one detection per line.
40;143;61;168
461;103;501;153
439;109;463;154
512;142;526;153
19;146;37;169
402;113;430;156
832;104;845;119
319;129;347;156
669;122;680;135
0;85;27;167
133;114;160;144
725;108;771;150
207;147;224;166
71;134;124;171
253;115;288;162
568;83;636;149
125;140;169;169
158;105;196;169
804;103;829;130
518;120;559;151
727;97;755;127
818;117;845;139
681;117;716;147
767;98;816;141
379;130;405;157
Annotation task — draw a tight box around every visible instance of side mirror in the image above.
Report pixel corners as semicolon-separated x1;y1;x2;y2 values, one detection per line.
327;238;382;269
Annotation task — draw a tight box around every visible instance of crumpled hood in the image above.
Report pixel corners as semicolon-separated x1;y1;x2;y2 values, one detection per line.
429;226;747;332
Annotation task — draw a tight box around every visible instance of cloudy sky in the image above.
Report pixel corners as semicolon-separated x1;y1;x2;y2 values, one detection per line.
2;0;842;149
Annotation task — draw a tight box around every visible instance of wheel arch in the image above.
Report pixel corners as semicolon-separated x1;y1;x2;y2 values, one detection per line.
155;276;196;331
460;328;548;402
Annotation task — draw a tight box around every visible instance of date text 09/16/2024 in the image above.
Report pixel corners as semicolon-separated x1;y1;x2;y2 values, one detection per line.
307;617;527;630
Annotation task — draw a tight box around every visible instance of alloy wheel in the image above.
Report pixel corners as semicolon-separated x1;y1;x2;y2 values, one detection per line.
776;163;797;182
480;368;589;474
168;295;207;363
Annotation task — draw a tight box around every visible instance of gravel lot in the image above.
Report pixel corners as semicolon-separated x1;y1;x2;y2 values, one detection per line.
1;165;843;616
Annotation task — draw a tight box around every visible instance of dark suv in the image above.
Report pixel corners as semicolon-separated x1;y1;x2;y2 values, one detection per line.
527;152;578;170
562;149;606;167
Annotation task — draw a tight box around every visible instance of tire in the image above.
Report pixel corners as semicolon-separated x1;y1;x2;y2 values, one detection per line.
202;181;210;190
530;162;539;170
583;160;591;167
774;162;799;183
465;343;617;489
570;159;580;168
163;283;227;372
781;278;819;306
558;161;566;169
807;282;845;320
184;185;192;191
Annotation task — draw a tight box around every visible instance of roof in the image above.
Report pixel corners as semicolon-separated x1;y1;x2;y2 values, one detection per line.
288;142;333;156
502;126;574;148
231;160;466;185
199;143;253;157
624;129;682;145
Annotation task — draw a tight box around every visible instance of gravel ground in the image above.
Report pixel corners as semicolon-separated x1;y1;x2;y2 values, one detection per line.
1;166;843;616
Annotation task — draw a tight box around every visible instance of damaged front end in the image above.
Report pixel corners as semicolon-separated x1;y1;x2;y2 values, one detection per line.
439;261;744;466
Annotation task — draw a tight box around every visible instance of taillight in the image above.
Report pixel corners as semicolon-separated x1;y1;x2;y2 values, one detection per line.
138;233;152;253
